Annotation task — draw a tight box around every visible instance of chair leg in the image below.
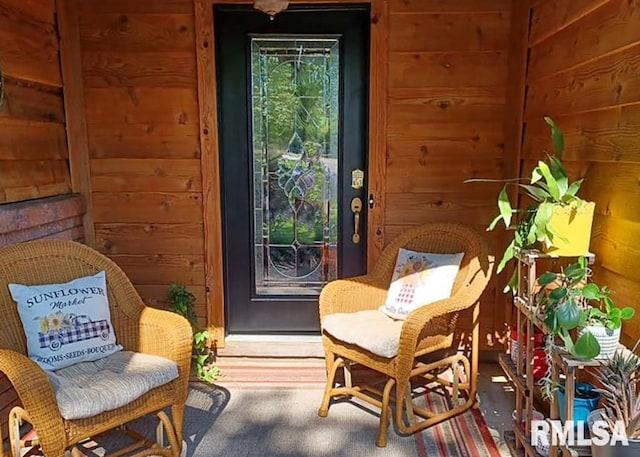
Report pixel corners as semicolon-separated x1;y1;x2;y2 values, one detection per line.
318;355;342;417
404;381;416;425
157;411;180;457
156;420;165;447
9;409;21;457
343;361;352;389
375;378;396;448
452;361;460;405
171;404;185;449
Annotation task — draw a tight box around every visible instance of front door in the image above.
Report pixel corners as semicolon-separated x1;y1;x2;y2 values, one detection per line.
215;4;369;333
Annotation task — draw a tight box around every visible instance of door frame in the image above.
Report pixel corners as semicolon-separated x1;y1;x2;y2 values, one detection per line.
194;0;388;346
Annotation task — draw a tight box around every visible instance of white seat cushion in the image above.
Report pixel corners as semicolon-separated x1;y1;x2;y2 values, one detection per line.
46;351;179;420
322;310;403;358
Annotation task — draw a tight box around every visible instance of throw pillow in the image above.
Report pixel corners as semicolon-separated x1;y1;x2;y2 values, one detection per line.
8;271;122;371
380;249;464;320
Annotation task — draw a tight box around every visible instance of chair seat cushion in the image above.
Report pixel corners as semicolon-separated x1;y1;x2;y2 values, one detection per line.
46;350;179;420
322;310;403;358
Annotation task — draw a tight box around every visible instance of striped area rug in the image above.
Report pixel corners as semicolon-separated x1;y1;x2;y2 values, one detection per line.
414;391;503;457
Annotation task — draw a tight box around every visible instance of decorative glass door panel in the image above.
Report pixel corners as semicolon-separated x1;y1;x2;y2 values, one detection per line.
251;37;339;296
215;5;368;332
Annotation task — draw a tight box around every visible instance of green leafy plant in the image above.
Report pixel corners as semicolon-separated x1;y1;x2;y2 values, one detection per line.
466;117;588;287
168;283;198;326
167;283;221;383
536;257;634;359
193;328;221;383
591;339;640;439
582;294;635;331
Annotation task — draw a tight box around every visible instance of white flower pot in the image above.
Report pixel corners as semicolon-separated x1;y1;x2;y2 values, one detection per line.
579;326;621;359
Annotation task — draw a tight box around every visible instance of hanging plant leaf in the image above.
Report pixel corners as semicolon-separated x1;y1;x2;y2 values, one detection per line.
621;307;636;320
538;271;558;286
536;161;561;201
544;116;565;155
496;239;515;274
581;283;600;300
556;300;581;330
497;186;512;228
549;287;567;301
573;331;600;359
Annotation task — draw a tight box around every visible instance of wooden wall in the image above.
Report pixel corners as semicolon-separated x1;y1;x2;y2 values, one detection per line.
0;0;71;203
385;0;513;347
56;0;518;346
521;0;640;344
65;0;207;324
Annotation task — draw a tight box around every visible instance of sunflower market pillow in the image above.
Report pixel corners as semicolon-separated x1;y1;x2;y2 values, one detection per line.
380;249;465;320
8;271;122;371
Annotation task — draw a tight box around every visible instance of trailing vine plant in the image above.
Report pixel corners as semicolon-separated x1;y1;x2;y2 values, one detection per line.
540;334;557;401
167;283;221;383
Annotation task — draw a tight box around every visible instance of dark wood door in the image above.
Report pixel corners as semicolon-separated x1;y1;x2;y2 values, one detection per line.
215;4;369;333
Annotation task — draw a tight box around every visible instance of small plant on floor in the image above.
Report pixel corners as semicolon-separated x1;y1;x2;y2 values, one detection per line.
168;283;221;383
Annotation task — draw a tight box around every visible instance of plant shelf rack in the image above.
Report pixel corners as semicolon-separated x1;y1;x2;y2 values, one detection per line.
502;248;595;457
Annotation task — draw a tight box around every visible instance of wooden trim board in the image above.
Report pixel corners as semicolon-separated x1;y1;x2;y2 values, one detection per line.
56;0;95;246
499;0;532;339
367;0;388;269
195;0;226;346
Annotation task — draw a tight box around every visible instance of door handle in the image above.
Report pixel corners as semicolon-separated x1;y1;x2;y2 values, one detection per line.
351;197;363;244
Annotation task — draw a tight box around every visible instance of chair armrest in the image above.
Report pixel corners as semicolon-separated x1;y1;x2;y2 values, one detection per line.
398;284;485;362
399;253;493;356
0;349;65;446
138;307;193;382
319;274;389;319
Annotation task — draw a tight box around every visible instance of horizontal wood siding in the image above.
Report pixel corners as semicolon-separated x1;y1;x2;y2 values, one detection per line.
522;0;640;345
386;0;512;349
72;0;207;324
0;0;71;203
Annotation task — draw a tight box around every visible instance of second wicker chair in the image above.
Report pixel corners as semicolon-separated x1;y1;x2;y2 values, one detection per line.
317;222;492;446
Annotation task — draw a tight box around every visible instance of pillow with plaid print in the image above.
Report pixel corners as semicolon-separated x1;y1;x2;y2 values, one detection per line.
379;249;464;320
8;271;122;371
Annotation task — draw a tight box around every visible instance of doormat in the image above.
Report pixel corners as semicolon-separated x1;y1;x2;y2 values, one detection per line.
212;358;328;389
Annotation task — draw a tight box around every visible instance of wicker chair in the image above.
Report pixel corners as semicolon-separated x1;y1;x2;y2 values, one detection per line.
317;222;492;447
0;240;192;457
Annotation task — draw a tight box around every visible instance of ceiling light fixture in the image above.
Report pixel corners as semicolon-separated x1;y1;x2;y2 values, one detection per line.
254;0;289;20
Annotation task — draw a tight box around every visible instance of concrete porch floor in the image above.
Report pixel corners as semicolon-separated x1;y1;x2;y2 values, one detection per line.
217;335;516;454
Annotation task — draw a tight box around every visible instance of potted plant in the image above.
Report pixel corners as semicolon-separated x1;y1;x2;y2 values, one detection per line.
536;257;634;360
579;293;635;359
588;341;640;456
466;117;595;290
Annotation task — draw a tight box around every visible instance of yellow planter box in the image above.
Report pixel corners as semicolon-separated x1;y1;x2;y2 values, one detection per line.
543;201;595;256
